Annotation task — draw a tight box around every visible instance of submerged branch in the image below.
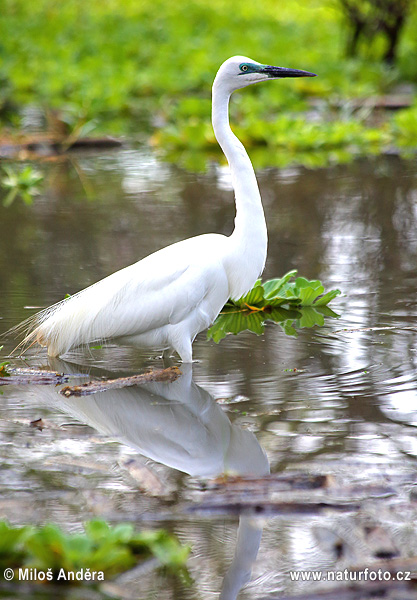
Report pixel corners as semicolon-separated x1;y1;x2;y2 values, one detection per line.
60;366;181;397
0;368;69;386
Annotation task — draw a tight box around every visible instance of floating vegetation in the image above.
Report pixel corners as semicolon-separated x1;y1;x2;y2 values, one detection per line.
1;165;44;207
0;519;190;583
208;270;341;343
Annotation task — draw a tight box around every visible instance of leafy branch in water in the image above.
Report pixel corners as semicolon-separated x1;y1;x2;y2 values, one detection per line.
207;270;341;343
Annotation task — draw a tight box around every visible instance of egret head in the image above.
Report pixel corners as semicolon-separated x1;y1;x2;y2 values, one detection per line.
213;55;316;95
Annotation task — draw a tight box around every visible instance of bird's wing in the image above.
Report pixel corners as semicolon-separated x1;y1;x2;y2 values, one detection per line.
31;234;229;353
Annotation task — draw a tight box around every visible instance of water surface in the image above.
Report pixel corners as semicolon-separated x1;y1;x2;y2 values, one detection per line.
1;151;417;599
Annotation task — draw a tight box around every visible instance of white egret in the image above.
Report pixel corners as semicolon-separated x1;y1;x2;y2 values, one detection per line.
14;56;315;361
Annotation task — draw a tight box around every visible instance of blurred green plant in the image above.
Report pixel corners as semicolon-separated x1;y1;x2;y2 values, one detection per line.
44;104;98;148
1;165;44;207
208;270;341;342
391;103;417;147
156;111;395;169
0;0;416;167
0;519;190;581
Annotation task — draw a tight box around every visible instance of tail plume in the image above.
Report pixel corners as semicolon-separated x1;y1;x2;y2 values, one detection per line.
7;299;68;357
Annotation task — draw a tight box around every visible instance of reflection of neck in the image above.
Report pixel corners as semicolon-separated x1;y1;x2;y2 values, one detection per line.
212;82;268;299
219;517;264;600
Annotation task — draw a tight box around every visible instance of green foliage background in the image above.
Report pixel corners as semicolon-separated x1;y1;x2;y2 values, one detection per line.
1;0;417;167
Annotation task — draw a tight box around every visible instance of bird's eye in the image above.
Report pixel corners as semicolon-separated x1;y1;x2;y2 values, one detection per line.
241;65;248;72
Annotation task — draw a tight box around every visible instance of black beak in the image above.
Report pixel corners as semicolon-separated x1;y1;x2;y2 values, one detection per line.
261;66;316;78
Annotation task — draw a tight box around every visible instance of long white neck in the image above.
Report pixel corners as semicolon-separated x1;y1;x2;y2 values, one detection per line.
212;81;268;299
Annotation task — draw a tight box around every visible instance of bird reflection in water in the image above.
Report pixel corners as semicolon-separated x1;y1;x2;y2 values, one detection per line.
45;361;270;599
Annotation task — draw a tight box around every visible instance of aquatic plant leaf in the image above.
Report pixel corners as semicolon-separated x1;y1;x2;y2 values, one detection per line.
294;277;324;306
297;286;324;306
207;308;266;342
0;522;32;568
237;282;265;307
267;295;300;307
207;315;232;344
297;306;325;328
84;519;112;542
1;166;43;207
314;306;340;318
263;270;298;298
268;307;301;323
132;530;191;567
207;306;302;343
2;188;18;208
208;271;341;343
314;289;342;306
295;276;323;289
280;320;298;337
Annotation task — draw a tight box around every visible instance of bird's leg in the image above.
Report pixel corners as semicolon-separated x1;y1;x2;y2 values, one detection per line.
162;349;175;366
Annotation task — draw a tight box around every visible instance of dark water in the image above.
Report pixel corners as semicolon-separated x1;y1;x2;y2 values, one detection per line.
1;150;417;599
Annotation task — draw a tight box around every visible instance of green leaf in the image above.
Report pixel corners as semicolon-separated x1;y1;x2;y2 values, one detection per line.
297;307;325;328
267;295;299;307
3;188;18;207
297;286;324;306
84;519;111;542
1;165;44;207
295;276;322;290
0;522;32;567
268;307;301;323
294;277;324;306
280;320;298;337
314;306;340;318
314;289;341;306
263;270;298;299
237;282;265;307
207;308;266;343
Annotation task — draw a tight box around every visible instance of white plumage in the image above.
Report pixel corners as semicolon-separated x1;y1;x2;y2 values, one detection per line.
13;56;315;361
